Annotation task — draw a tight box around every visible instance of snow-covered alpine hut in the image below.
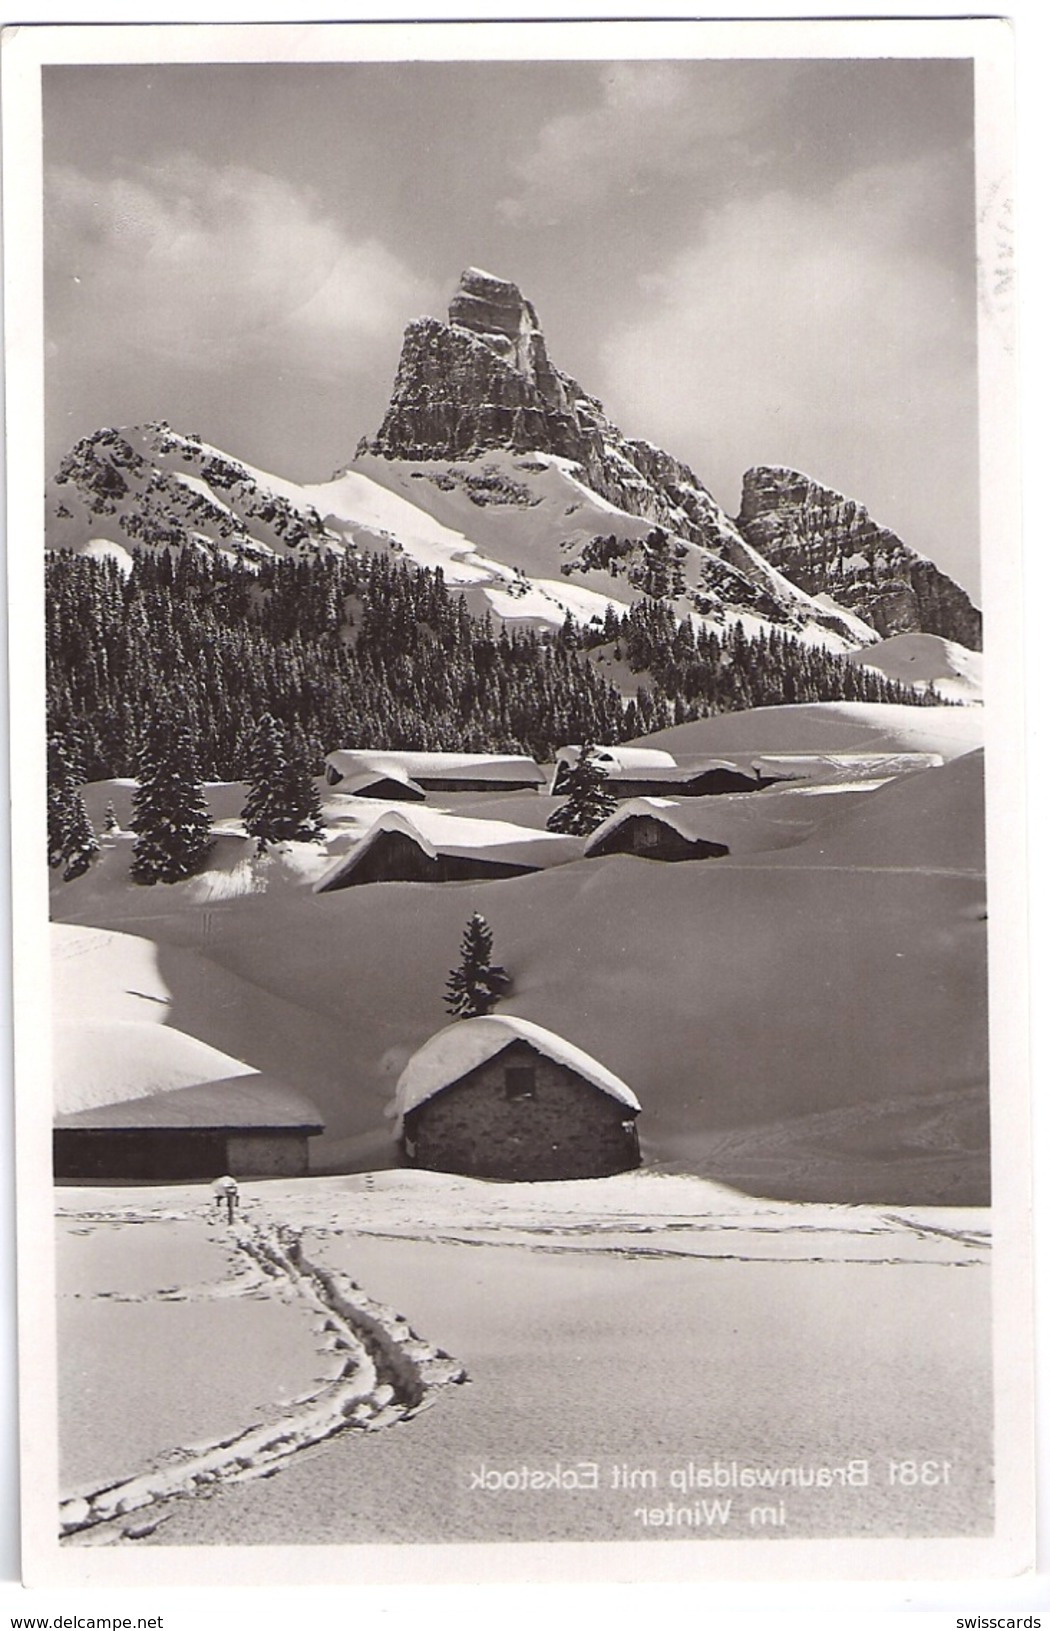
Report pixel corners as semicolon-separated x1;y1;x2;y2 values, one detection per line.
551;744;757;798
53;1075;324;1182
584;798;731;862
325;750;545;797
394;1015;641;1181
314;810;582;890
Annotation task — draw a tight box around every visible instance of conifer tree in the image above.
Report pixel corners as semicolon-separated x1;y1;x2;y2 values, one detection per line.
47;737;76;870
240;712;324;851
130;720;213;885
47;736;99;881
445;912;511;1019
546;743;618;835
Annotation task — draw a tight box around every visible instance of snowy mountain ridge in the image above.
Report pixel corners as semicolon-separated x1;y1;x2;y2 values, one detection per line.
46;267;979;655
47;421;872;651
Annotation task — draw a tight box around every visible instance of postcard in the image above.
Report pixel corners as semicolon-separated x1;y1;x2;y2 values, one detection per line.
2;16;1035;1591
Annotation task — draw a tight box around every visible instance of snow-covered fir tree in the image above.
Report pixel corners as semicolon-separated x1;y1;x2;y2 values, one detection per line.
240;713;325;851
545;743;618;835
445;912;511;1019
130;719;213;885
47;736;99;881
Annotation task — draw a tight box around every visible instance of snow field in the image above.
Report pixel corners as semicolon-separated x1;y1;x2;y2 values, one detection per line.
57;1213;325;1498
56;1171;990;1544
145;1230;993;1545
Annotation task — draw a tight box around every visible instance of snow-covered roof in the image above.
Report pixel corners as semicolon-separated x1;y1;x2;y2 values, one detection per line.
394;1014;640;1124
55;1073;325;1132
753;751;943;782
325;750;544;785
313;809;582;891
555;744;678;773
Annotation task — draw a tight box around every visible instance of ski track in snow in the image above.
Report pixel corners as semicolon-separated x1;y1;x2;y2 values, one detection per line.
58;1209;467;1542
57;1180;988;1544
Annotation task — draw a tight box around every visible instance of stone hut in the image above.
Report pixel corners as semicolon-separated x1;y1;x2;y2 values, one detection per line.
394;1015;641;1181
53;1074;324;1182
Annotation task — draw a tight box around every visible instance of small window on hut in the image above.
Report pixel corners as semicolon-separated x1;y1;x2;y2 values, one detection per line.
504;1065;536;1101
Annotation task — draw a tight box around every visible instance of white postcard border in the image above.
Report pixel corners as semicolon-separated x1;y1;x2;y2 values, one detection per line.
2;15;1034;1590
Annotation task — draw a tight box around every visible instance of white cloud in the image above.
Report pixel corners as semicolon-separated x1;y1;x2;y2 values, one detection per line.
46;156;437;378
498;62;783;226
597;157;978;583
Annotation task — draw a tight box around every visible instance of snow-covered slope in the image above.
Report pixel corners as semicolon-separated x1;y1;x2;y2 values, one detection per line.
844;633;984;703
773;748;985;874
52;735;988;1202
635;701;983;761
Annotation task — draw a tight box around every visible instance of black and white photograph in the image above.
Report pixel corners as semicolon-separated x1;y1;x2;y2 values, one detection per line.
2;16;1035;1590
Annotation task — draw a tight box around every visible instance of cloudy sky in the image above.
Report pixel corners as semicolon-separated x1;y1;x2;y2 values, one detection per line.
44;56;980;593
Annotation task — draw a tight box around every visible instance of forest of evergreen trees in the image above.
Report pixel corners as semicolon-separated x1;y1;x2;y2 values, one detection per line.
45;547;934;784
578;599;934;722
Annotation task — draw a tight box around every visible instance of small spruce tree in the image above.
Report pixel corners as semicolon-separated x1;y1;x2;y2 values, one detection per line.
130;720;213;885
445;912;511;1019
47;736;99;881
47;737;75;870
241;713;324;851
545;743;618;835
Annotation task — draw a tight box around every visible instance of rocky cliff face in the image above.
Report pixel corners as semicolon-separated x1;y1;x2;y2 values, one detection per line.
736;467;982;650
48;422;340;561
359;267;747;560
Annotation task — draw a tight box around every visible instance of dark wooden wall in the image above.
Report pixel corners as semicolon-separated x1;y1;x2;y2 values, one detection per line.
329;829;536;888
54;1128;313;1181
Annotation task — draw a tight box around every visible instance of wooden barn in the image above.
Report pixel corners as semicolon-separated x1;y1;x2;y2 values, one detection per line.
335;769;426;802
585;799;731;863
551;744;757;799
314;810;582;891
54;1074;324;1182
394;1015;641;1181
325;750;545;797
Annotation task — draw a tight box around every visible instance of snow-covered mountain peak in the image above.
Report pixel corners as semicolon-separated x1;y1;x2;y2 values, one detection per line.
45;270;980;655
